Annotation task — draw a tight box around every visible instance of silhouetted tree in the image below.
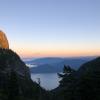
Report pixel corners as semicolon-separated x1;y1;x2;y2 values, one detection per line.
58;65;76;87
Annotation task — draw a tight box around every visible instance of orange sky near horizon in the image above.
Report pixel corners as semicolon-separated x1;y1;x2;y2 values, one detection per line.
10;41;100;58
12;47;100;58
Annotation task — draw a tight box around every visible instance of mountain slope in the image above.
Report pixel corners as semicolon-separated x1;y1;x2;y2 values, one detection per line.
0;49;49;100
52;57;100;100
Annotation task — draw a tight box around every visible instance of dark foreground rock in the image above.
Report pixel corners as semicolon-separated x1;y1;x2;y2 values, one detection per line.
52;57;100;100
0;49;49;100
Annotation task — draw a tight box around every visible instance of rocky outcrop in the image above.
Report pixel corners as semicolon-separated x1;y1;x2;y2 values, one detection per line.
0;31;9;49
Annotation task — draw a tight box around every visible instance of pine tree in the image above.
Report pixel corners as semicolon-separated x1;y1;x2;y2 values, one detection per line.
58;65;76;87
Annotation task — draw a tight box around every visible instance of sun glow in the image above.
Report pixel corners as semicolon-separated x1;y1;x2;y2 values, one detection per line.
13;47;100;58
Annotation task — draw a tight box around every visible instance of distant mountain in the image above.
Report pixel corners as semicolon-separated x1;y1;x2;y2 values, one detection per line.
25;57;64;65
28;57;95;73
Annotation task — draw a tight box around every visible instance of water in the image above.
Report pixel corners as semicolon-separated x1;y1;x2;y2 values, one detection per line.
31;73;60;90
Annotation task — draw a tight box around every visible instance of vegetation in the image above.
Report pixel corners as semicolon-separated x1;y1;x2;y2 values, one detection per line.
58;65;76;87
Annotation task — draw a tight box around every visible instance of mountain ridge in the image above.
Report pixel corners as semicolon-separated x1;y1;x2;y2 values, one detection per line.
28;57;95;73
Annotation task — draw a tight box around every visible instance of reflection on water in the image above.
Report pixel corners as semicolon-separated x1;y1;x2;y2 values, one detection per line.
31;73;60;90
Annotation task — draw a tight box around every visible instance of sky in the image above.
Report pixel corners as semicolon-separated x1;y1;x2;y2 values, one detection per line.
0;0;100;58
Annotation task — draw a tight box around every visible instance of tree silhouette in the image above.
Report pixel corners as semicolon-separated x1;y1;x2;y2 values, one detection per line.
58;65;76;87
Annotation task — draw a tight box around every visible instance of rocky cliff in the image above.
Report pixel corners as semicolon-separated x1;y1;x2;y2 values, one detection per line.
0;31;9;49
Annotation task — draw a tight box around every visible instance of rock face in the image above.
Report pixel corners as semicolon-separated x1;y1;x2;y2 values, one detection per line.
0;31;9;49
0;48;30;78
0;49;48;100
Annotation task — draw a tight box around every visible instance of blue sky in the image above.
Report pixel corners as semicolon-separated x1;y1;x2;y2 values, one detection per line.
0;0;100;58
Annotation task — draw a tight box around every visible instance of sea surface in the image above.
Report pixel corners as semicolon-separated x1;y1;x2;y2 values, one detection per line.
31;73;60;90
